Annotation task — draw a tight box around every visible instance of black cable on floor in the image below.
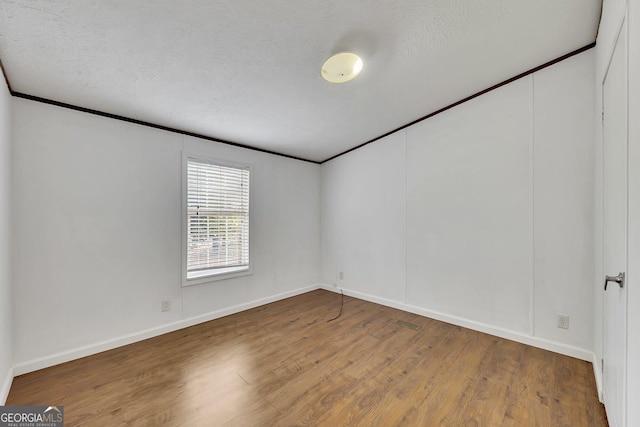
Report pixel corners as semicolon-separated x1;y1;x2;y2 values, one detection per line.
327;289;344;322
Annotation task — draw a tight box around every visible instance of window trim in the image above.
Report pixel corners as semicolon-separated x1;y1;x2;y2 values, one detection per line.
181;152;253;286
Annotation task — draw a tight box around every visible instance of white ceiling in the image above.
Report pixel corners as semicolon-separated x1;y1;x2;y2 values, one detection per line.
0;1;601;162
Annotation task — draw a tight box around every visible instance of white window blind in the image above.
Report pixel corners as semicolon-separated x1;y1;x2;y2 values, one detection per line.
186;160;250;279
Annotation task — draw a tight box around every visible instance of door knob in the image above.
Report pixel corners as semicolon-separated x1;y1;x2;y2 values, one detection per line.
604;272;625;290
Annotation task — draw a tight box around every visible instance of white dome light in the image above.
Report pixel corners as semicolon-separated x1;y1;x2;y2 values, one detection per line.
321;52;363;83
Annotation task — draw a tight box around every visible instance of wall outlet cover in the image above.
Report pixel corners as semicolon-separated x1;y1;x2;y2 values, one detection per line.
557;314;570;329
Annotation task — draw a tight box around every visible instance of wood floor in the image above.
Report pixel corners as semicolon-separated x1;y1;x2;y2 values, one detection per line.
7;290;607;426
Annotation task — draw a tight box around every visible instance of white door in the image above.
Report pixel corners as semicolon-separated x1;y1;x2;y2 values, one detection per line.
602;17;628;427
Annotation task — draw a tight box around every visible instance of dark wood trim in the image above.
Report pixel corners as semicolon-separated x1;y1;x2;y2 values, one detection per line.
6;41;596;165
321;41;597;164
595;0;604;40
11;92;319;164
0;57;12;93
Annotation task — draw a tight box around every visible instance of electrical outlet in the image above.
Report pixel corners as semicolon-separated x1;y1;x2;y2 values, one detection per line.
162;300;171;312
339;271;344;280
557;314;570;329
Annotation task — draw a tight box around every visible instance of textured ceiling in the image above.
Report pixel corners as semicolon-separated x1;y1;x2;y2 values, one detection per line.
0;0;601;162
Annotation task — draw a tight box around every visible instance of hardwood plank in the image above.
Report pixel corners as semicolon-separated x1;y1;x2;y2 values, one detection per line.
6;290;608;426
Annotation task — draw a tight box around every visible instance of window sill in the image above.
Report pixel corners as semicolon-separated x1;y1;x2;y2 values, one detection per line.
183;266;251;287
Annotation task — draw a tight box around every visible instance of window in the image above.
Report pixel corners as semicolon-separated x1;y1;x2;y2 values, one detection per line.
183;156;250;284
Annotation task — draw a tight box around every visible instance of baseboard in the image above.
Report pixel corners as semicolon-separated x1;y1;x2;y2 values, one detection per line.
318;284;594;362
0;366;13;405
13;284;320;376
11;283;597;378
592;352;603;402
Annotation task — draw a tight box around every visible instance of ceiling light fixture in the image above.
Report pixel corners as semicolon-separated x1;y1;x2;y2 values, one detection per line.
321;52;363;83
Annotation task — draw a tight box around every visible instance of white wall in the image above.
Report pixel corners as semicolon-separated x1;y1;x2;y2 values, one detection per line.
321;132;406;302
0;75;13;403
532;53;595;349
11;99;320;370
406;77;532;334
321;50;595;359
